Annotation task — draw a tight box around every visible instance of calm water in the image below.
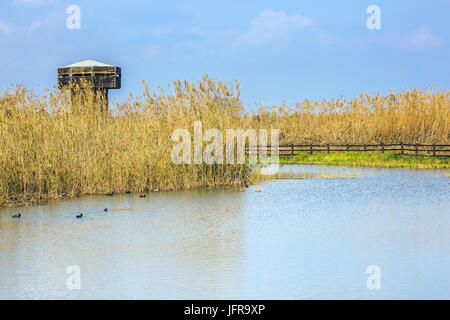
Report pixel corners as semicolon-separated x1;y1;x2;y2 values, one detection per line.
0;165;449;299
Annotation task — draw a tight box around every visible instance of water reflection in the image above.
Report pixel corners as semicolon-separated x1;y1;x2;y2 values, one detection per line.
0;190;246;299
0;165;449;299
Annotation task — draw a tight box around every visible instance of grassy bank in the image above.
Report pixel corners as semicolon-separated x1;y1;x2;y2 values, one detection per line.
279;152;449;169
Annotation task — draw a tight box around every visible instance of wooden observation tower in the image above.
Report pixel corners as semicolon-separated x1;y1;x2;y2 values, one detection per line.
57;59;121;108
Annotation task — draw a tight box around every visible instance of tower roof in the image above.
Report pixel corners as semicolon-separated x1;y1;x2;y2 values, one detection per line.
60;59;115;68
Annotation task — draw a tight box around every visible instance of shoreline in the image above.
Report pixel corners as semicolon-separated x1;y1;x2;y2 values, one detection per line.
278;152;449;169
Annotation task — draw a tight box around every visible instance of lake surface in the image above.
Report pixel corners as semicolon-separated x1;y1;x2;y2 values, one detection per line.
1;165;449;299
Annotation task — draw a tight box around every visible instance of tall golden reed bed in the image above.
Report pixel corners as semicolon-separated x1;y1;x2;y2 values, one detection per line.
0;75;448;206
251;88;449;145
0;76;252;206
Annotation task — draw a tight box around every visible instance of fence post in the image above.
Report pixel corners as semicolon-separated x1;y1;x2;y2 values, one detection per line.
415;144;418;156
291;144;294;156
309;144;313;155
363;144;366;152
327;144;330;154
401;143;404;155
347;145;350;152
381;143;384;153
433;144;436;156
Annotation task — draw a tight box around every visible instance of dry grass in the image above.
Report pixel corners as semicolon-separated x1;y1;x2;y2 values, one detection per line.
0;75;448;206
251;88;449;145
0;76;253;206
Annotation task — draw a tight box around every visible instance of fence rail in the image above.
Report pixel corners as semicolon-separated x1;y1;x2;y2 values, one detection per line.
246;143;450;157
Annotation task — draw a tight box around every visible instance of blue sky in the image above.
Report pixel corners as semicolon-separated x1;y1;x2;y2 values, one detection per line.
0;0;449;107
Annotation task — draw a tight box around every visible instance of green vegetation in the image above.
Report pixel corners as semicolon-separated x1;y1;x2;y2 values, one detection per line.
279;152;449;169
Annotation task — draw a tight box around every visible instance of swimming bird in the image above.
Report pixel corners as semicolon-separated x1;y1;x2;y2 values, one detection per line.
12;213;21;219
76;213;83;218
104;208;108;212
106;192;114;196
139;194;146;198
125;191;131;194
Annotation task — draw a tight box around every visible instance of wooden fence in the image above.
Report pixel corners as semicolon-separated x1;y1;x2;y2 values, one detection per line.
246;143;450;157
